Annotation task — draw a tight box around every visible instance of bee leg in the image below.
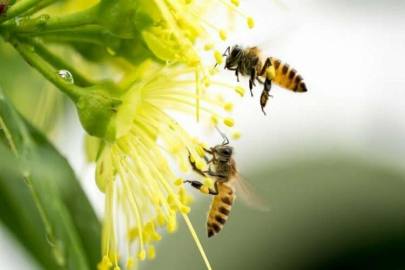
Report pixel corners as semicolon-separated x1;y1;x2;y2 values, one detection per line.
251;68;257;87
259;57;272;76
249;68;258;97
235;69;240;82
257;77;264;84
260;78;273;115
184;180;219;195
204;170;227;179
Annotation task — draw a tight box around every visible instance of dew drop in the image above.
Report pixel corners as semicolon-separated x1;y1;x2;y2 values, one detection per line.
57;70;74;84
37;14;50;25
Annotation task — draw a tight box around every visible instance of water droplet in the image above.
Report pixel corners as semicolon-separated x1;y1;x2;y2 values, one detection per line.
37;14;50;25
57;70;74;84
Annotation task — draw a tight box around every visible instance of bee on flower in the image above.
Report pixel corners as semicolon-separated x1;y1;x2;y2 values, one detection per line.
94;61;247;270
0;0;256;269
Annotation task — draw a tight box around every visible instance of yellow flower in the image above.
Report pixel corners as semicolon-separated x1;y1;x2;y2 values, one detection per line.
95;62;243;269
140;0;254;66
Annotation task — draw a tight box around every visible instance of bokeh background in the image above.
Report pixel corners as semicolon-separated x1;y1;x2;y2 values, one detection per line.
1;0;405;269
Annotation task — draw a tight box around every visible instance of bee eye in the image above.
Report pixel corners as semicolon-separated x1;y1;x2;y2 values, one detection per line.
231;47;241;57
221;148;232;156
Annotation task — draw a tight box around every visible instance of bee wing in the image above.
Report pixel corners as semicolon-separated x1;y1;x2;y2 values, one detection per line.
231;174;269;211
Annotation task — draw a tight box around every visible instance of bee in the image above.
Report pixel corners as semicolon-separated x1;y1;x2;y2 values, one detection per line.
218;45;308;115
185;128;267;237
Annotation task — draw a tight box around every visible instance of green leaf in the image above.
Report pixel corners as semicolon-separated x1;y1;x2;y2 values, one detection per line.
0;88;101;269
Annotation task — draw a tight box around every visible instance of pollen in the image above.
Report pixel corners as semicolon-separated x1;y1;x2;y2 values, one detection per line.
214;51;223;65
266;66;276;80
235;86;245;97
167;194;175;204
203;76;211;87
180;205;191;214
174;178;184;186
219;29;228;40
114;267;121;270
233;131;241;139
167;217;177;233
224;102;233;111
148;245;156;260
157;212;166;226
224;117;235;127
204;177;213;187
247;17;255;28
211;115;219;124
126;258;134;268
196;145;205;157
102;256;113;268
196;160;205;170
152;232;162;241
200;185;210;194
204;43;213;50
138;249;146;261
200;142;208;149
231;0;240;6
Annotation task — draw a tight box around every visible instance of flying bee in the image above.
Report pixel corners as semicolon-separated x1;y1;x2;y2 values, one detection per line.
185;128;268;238
217;45;308;115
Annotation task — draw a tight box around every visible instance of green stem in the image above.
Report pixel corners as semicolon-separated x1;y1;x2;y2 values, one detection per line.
25;38;95;87
40;4;99;32
0;0;45;24
20;0;60;17
10;36;84;102
8;0;18;6
0;3;99;33
20;26;115;46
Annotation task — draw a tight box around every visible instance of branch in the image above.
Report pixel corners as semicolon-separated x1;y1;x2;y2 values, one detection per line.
9;36;84;102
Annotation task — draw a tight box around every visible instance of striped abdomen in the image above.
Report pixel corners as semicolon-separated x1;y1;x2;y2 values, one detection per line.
270;57;307;93
207;183;235;237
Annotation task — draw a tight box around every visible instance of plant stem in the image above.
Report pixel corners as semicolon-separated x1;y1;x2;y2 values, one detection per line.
9;36;84;102
20;0;59;17
0;3;99;33
40;5;99;32
0;0;45;24
26;38;95;87
20;26;114;46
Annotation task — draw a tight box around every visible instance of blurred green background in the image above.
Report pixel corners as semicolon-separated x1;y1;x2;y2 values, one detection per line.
145;157;405;270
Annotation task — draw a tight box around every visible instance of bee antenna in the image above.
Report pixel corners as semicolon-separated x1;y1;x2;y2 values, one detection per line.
213;46;231;69
215;126;229;145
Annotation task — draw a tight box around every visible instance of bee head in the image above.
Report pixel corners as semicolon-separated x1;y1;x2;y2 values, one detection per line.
214;145;233;158
225;45;243;69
